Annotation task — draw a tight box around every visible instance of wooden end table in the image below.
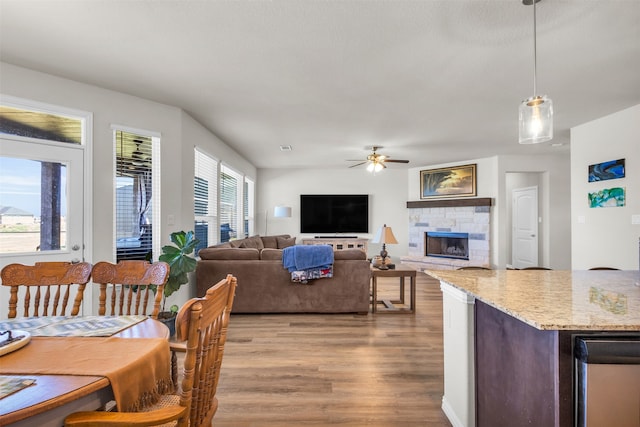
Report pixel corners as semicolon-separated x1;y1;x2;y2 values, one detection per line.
371;264;417;313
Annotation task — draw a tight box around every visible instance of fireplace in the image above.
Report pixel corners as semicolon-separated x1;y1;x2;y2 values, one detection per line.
426;232;469;260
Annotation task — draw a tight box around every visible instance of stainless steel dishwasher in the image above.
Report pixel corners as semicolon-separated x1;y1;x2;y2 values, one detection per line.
574;335;640;427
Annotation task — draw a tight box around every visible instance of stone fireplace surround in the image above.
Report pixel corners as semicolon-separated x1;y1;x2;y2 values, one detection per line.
401;198;492;271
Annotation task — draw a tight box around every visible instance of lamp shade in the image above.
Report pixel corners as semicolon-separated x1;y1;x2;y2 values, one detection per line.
371;224;398;244
519;95;553;144
273;206;292;218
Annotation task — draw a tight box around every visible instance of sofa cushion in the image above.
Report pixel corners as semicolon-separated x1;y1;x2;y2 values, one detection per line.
260;248;283;260
261;234;291;249
239;235;264;250
198;247;260;260
277;236;296;249
334;249;367;260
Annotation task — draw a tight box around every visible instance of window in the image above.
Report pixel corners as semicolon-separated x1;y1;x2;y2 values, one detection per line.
194;149;218;255
220;166;242;243
0;104;83;144
244;177;255;238
114;129;159;261
193;150;254;251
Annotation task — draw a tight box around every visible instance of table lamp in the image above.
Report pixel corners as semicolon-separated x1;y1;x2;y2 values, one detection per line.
371;224;398;270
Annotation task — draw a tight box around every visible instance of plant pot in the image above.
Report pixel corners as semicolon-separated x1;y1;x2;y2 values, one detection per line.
158;312;176;338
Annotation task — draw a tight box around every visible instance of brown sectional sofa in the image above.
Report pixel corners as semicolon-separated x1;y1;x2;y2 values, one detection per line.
196;234;371;314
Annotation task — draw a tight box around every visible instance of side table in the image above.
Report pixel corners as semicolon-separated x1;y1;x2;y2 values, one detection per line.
371;265;417;313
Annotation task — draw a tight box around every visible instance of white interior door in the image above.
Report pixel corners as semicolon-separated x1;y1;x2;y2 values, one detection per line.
512;186;539;269
0;138;86;316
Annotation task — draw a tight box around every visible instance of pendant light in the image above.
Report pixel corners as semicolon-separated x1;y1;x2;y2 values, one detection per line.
519;0;553;144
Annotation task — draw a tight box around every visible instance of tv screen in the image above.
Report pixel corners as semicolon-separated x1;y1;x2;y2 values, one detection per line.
300;194;369;234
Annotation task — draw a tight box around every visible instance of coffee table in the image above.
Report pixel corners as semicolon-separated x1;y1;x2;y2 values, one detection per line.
371;264;417;313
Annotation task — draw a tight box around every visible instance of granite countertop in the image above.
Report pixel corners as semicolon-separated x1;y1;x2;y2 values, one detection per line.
425;269;640;331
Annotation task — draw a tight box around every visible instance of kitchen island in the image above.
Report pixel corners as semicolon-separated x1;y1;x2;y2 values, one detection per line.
425;269;640;427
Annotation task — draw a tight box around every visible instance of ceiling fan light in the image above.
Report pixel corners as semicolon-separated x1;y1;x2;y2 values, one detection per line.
367;161;384;173
519;95;553;144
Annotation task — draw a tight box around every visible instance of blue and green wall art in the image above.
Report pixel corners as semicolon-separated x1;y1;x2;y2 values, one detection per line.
588;187;625;208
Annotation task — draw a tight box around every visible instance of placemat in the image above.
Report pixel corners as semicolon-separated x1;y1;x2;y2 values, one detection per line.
0;315;147;337
0;376;36;400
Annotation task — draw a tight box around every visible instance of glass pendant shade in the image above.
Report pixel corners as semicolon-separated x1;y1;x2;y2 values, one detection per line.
519;95;553;144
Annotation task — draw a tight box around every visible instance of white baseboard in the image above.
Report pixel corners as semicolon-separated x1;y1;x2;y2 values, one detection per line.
441;395;467;427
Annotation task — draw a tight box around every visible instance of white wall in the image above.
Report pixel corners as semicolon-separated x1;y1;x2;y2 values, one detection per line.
257;167;407;262
0;62;255;309
571;104;640;270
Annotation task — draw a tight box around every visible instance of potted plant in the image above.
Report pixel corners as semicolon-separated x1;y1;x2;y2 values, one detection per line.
157;230;199;336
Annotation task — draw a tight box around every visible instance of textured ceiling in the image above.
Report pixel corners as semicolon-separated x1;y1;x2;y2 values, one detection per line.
1;0;638;169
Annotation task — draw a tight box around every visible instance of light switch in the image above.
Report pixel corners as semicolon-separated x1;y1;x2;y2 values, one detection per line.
167;214;175;226
577;215;586;224
632;214;640;225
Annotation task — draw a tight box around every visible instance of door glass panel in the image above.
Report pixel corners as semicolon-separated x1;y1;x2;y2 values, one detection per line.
0;156;68;253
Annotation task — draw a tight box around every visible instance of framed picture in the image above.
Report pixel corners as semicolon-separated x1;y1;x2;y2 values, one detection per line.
588;158;625;182
420;164;477;199
588;187;625;208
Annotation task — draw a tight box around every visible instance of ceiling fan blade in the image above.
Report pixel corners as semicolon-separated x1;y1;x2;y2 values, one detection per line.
383;159;410;163
348;161;368;168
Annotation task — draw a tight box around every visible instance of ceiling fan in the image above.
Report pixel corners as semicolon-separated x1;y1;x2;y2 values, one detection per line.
347;146;409;172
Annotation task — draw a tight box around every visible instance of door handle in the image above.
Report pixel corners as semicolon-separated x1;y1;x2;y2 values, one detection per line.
72;244;80;251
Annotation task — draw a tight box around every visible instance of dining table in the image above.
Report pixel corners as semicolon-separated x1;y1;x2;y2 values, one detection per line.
0;315;171;427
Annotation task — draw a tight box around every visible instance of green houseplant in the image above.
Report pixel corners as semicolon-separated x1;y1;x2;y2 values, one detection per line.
157;230;199;334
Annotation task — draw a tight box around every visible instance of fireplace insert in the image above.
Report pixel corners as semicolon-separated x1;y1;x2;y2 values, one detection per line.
426;232;469;260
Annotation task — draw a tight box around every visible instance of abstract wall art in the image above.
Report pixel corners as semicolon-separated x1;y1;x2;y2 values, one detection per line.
588;187;625;208
588;158;625;182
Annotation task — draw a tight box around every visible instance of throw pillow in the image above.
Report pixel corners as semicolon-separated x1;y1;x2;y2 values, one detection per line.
277;236;296;249
261;234;290;249
239;235;264;249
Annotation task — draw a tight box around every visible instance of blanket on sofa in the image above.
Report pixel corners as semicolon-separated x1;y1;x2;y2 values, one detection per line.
282;245;334;284
282;245;334;272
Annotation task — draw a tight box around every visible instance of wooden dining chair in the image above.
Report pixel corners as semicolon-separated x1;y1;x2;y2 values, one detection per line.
1;261;92;318
91;260;169;319
64;274;238;427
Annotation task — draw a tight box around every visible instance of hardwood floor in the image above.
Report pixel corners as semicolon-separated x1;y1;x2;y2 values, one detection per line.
213;271;452;426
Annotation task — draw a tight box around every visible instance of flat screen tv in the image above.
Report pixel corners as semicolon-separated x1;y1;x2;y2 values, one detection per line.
300;194;369;234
